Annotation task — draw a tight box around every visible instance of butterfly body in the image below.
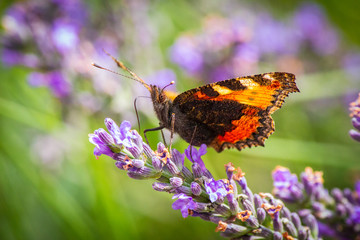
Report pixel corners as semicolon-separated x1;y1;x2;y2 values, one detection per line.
150;72;299;152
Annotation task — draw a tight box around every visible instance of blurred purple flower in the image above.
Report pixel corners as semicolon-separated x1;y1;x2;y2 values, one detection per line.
144;68;177;91
347;206;360;225
28;71;72;98
272;166;304;202
355;181;360;197
51;20;80;53
294;3;339;55
343;53;360;79
255;14;300;55
169;36;204;74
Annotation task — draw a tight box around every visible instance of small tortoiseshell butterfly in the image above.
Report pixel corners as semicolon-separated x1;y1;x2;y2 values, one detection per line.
94;56;299;152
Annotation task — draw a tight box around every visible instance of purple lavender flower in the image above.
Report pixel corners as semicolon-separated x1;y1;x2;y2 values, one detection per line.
272;166;304;202
89;118;318;239
184;144;212;179
349;93;360;142
204;178;228;203
172;193;198;218
273;166;360;239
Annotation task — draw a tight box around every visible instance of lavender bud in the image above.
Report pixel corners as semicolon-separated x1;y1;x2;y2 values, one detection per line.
298;227;310;240
132;159;144;168
246;216;259;228
283;218;297;237
336;203;347;217
176;186;192;195
256;208;266;224
230;179;238;196
273;231;283;240
182;166;194;181
343;201;354;216
227;193;239;213
252;226;272;238
273;212;283;233
244;187;254;203
343;188;355;203
171;149;184;171
151;156;162;171
224;162;235;180
191;182;202;196
152;182;172;192
281;206;292;220
157;142;166;152
97;128;115;145
192;162;203;179
220;223;248;238
291;212;301;230
166;159;180;176
194;202;212;212
352;117;360;130
241;198;255;214
127;167;160;180
131;130;143;149
312;201;324;212
128;144;141;159
197;212;211;221
113;152;126;161
350;129;360;141
215;204;232;216
298;209;311;218
303;214;318;238
331;188;343;203
170;177;183;188
142;143;155;158
209;214;226;224
253;194;263;209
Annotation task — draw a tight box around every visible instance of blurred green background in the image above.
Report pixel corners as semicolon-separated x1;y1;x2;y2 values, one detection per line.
1;0;360;239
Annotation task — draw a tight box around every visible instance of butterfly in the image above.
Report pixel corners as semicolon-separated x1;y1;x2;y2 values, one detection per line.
94;55;299;152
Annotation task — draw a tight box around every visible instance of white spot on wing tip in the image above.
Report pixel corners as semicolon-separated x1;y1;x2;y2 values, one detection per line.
263;74;274;80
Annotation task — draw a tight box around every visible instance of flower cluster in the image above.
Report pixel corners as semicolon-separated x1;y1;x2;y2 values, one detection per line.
89;118;319;239
272;166;360;239
169;3;359;83
1;0;124;110
349;93;360;142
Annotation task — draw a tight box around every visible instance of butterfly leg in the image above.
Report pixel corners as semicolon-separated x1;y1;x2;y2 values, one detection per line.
189;125;198;161
169;113;176;152
134;97;141;132
144;126;165;145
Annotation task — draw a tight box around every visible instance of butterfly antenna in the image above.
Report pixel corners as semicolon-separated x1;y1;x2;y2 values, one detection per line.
92;63;146;84
102;50;151;91
161;81;175;93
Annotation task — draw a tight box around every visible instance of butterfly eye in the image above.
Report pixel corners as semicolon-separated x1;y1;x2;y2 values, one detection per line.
158;93;166;103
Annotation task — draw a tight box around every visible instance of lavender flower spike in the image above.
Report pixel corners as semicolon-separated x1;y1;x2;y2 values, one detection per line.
349;93;360;142
89;118;318;239
273;166;360;239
